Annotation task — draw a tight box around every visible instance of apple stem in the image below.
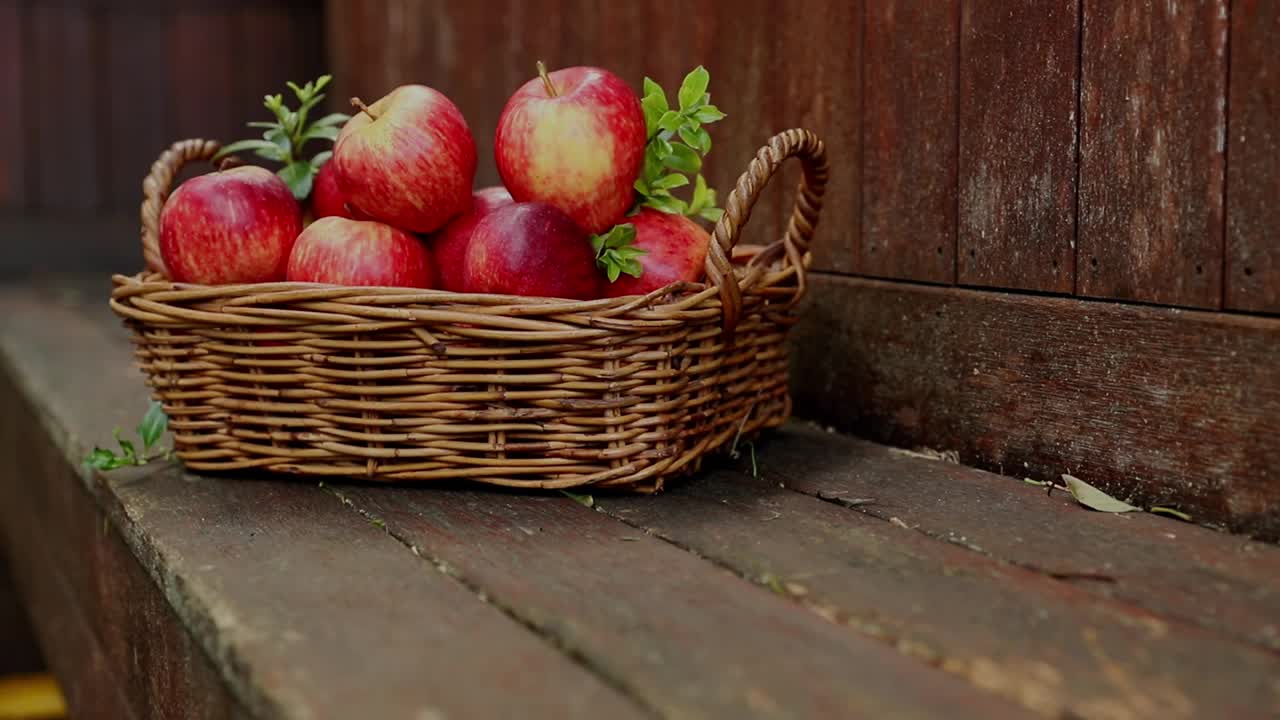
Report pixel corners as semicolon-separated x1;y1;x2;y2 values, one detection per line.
350;97;379;120
536;61;559;98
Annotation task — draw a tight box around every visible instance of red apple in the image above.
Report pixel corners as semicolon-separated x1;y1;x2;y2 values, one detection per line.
287;217;434;288
495;64;646;234
601;209;711;297
310;160;355;220
158;166;301;284
463;202;599;299
333;85;477;233
429;186;514;292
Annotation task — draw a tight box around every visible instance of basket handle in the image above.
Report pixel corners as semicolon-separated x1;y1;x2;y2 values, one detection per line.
704;128;828;337
140;139;224;275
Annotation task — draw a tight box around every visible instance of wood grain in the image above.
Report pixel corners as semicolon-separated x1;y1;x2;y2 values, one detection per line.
1226;0;1280;313
0;3;24;208
106;11;170;211
0;289;649;720
601;466;1280;718
863;0;956;283
336;485;1030;719
1078;0;1228;308
758;424;1280;654
0;556;43;676
790;274;1280;539
169;9;237;148
29;4;99;212
958;0;1078;292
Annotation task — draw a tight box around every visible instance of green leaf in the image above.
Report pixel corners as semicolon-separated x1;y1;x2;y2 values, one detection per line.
314;74;333;93
86;447;125;470
679;125;711;155
593;224;646;283
663;143;701;173
115;432;138;465
213;139;283;161
247;121;278;129
693;104;726;124
657;110;684;133
279;161;316;201
1062;474;1140;513
299;124;340;144
653;137;674;159
690;174;710;213
698;206;724;222
642;77;665;104
642;194;688;215
287;80;306;99
310;112;351;129
310;150;333;169
651;173;689;191
137;401;168;452
678;66;710;111
1149;506;1193;522
561;490;595;508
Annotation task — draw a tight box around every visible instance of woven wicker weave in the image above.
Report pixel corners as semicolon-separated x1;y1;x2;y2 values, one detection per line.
110;129;827;491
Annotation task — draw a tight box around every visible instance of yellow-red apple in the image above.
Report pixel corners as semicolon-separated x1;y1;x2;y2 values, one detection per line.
158;166;301;284
333;85;476;233
495;65;646;234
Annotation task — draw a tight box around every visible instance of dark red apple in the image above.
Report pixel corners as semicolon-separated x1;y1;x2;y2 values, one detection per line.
429;186;514;292
601;209;711;297
158;166;301;284
334;85;477;233
287;217;434;288
310;160;355;220
495;64;646;234
463;202;599;299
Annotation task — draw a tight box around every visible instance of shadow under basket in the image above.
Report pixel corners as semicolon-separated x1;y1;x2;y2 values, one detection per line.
109;129;829;492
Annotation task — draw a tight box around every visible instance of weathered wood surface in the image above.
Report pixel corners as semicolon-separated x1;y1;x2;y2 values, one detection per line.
601;463;1280;718
1078;0;1228;308
1;372;248;720
791;274;1280;539
756;424;1280;654
334;485;1024;719
862;0;956;283
0;3;23;208
1226;0;1280;314
0;288;647;720
957;0;1078;293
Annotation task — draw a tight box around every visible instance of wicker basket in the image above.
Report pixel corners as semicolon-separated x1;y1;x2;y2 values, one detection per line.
109;129;827;491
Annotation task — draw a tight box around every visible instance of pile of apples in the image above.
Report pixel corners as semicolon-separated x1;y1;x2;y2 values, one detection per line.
158;64;727;300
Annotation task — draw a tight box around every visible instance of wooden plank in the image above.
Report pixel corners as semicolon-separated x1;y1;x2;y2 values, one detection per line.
758;424;1280;654
335;486;1030;719
790;274;1280;539
106;10;170;212
863;0;956;283
0;287;649;720
958;0;1078;293
0;3;24;208
1226;0;1280;313
599;467;1280;718
0;376;248;720
169;9;238;146
29;4;99;212
1078;0;1228;308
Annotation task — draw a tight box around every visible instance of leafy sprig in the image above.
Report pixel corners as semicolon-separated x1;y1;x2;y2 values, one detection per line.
85;401;171;471
214;75;350;201
635;66;726;222
592;223;645;282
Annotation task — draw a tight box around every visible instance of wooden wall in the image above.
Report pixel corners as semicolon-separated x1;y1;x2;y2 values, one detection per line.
0;0;325;276
327;0;1279;538
327;0;1278;316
